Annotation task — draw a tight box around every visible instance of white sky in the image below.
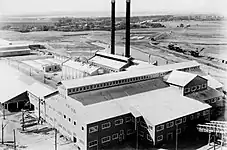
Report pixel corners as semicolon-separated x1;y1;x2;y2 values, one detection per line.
0;0;227;16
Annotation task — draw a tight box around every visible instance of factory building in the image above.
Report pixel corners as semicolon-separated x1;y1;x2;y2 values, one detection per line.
0;44;31;57
26;58;225;150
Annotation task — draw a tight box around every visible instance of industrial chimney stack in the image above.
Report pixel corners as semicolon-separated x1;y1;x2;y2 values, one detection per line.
125;0;131;58
111;0;115;55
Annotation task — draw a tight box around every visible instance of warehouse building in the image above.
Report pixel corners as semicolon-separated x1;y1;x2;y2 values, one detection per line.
0;44;31;57
0;61;36;112
26;58;225;150
22;58;62;73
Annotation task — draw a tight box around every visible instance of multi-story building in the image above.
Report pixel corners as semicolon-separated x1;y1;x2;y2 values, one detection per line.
27;60;224;150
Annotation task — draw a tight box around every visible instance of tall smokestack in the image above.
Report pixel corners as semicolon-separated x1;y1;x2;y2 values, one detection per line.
125;0;130;58
111;0;115;55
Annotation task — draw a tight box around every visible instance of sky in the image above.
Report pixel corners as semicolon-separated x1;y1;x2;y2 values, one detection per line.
0;0;227;16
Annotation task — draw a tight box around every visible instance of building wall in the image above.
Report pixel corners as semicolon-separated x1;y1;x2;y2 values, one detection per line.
28;92;87;150
43;64;61;73
62;65;90;80
86;113;135;150
0;50;30;57
183;76;207;96
154;109;210;145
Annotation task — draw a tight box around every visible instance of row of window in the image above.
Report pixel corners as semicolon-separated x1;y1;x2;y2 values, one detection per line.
89;117;132;134
156;117;186;132
89;129;136;148
157;110;209;132
157;128;182;142
63;114;77;126
67;72;170;95
138;131;153;141
184;83;207;94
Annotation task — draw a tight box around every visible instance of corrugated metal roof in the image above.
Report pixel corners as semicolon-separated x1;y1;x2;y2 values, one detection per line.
61;65;170;89
95;52;129;62
70;78;168;105
81;87;211;124
0;61;36;103
28;82;56;98
203;75;223;89
89;56;126;70
166;70;198;87
63;60;100;75
134;60;200;71
22;60;43;70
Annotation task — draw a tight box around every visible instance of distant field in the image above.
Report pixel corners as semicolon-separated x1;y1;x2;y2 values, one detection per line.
0;20;226;59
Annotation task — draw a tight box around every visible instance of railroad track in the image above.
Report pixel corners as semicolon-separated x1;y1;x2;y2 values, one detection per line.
145;42;227;71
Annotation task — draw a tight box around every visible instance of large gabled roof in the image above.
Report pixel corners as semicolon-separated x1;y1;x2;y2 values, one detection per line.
81;87;211;125
0;61;36;103
166;70;199;87
70;78;168;105
28;82;56;99
202;75;223;89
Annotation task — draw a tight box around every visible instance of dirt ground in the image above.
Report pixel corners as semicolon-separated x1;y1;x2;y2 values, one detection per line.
0;111;78;150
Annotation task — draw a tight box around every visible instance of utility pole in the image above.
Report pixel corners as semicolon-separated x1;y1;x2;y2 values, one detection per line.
1;122;4;144
22;110;25;131
13;129;16;150
176;125;178;150
135;117;138;150
214;124;216;150
38;98;41;124
3;103;5;120
55;128;57;150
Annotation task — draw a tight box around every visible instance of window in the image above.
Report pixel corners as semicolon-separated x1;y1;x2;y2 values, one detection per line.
203;110;210;116
197;113;200;118
166;121;174;128
157;135;163;141
115;119;123;126
197;85;201;90
191;86;196;92
147;134;153;142
139;131;144;137
185;88;190;93
190;115;194;120
89;140;98;148
112;133;118;140
156;125;164;132
211;98;216;103
101;136;111;143
102;122;111;130
89;126;98;133
175;119;182;125
127;129;134;135
140;121;147;128
82;127;84;130
183;117;186;123
64;115;66;119
177;128;181;134
74;121;76;126
202;84;207;89
68;118;71;122
125;117;131;123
